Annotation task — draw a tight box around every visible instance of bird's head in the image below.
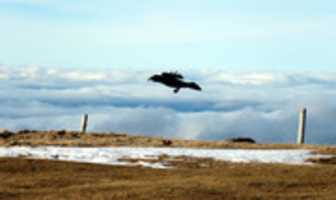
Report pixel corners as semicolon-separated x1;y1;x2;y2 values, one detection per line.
148;74;161;82
188;82;202;91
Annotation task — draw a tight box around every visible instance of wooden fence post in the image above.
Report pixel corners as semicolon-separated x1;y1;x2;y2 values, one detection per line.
80;113;88;133
297;108;307;144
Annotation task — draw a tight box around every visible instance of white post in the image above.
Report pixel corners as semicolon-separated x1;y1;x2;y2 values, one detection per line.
297;108;307;144
80;113;88;133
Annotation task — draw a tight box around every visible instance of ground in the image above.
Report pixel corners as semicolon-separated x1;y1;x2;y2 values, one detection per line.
1;130;336;200
1;130;335;151
1;157;336;200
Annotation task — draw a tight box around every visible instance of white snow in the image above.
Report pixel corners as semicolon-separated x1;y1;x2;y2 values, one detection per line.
0;147;330;169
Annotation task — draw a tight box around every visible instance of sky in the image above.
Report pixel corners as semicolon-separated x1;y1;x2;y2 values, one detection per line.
0;1;335;144
0;0;335;70
1;66;336;144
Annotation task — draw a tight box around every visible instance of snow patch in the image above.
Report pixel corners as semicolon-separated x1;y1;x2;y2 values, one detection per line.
0;147;328;169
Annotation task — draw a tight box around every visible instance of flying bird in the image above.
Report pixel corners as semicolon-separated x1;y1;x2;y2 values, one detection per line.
148;71;202;93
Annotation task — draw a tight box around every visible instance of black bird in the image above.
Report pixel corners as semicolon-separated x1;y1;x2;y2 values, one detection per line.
148;71;202;93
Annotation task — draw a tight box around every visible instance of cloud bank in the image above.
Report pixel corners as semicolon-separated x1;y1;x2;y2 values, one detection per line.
0;66;336;144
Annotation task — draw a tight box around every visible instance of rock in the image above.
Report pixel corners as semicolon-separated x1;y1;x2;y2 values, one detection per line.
227;137;256;144
0;129;14;139
162;139;173;146
17;129;34;134
56;130;66;136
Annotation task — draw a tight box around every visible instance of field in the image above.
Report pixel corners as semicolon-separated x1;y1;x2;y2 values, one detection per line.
1;157;336;200
1;130;336;200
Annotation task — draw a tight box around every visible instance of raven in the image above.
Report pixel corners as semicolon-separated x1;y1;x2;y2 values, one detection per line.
148;71;202;93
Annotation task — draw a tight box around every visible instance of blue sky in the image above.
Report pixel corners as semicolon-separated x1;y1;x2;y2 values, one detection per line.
0;0;335;70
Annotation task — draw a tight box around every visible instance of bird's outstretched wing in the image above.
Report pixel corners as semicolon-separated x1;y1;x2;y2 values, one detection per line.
161;71;184;80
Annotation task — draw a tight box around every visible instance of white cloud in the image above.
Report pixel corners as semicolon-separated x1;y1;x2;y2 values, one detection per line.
0;66;336;144
208;72;277;85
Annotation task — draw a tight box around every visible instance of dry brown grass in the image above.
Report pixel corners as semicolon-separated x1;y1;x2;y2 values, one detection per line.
1;157;336;200
306;157;336;165
1;130;333;151
310;146;336;154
